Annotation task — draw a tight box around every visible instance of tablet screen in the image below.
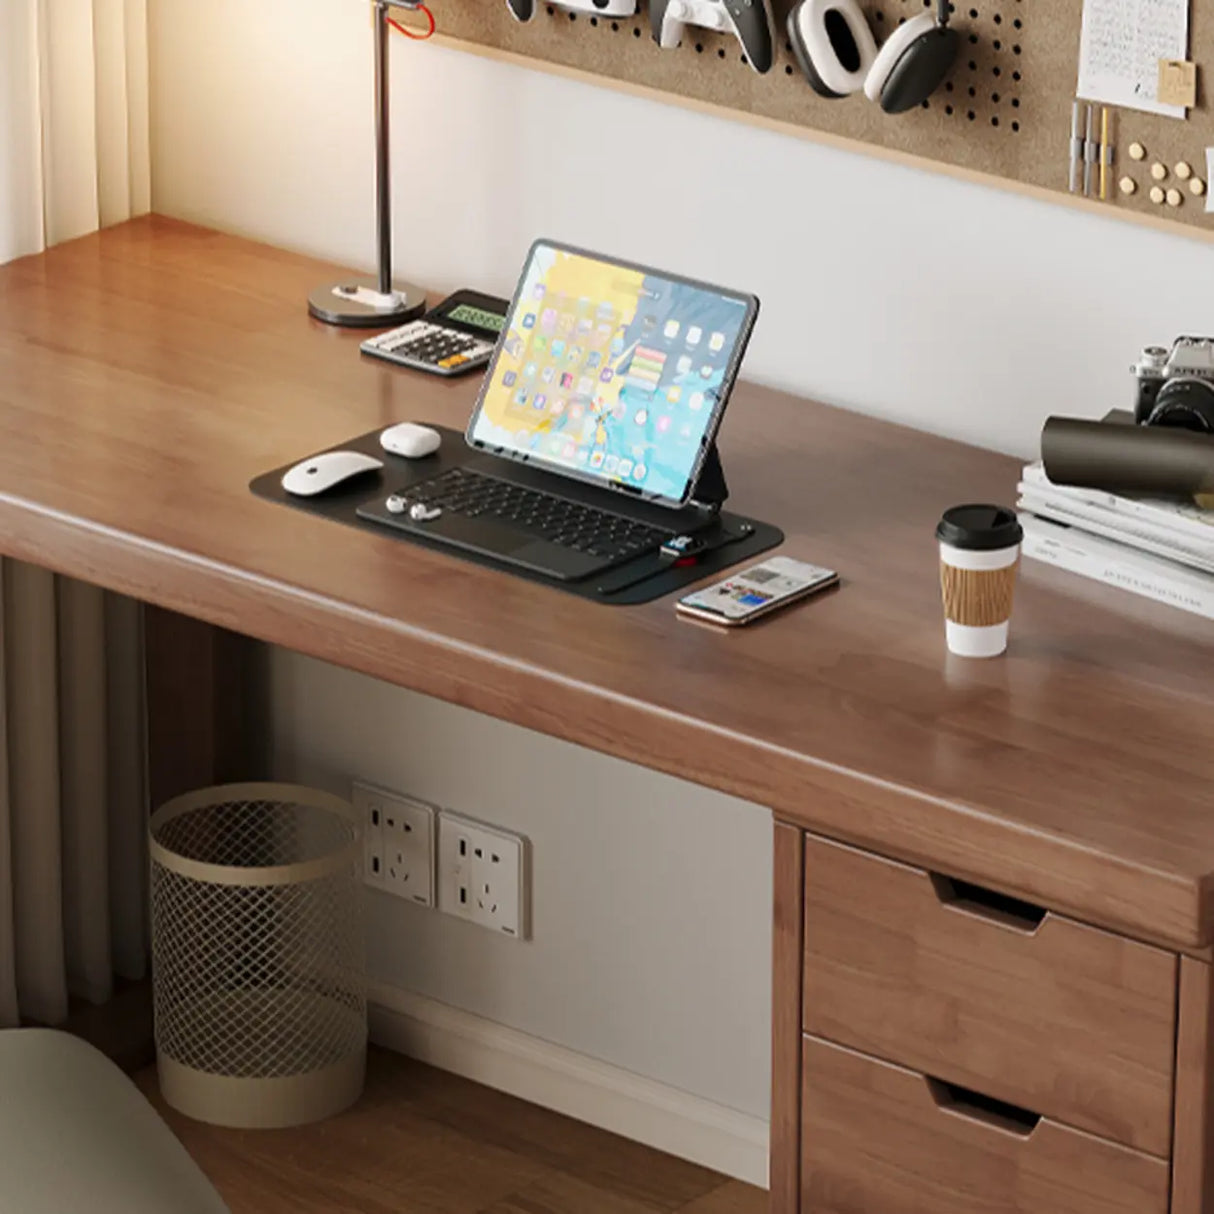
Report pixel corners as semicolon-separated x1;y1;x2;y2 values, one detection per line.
467;241;758;507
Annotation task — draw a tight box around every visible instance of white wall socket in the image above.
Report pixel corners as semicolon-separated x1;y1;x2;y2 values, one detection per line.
353;781;435;907
437;811;528;939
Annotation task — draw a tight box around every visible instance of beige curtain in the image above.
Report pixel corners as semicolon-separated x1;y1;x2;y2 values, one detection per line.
0;0;151;1026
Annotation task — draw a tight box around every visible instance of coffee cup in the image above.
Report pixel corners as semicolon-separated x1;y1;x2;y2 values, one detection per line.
936;504;1023;658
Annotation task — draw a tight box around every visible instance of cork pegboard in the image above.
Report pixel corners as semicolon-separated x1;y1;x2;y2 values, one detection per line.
406;0;1214;240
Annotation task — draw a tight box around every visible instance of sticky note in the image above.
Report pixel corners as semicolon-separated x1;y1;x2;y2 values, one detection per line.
1159;59;1198;109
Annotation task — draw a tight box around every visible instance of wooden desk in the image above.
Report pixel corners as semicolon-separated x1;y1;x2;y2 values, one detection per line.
3;218;1213;1212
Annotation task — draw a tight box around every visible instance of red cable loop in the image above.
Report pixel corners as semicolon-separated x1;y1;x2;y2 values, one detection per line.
388;6;435;39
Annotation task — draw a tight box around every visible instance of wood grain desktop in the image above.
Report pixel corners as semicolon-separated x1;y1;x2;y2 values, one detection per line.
2;218;1213;949
5;219;1214;1212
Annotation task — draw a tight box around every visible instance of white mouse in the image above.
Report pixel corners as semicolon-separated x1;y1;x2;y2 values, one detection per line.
380;422;441;459
281;450;384;497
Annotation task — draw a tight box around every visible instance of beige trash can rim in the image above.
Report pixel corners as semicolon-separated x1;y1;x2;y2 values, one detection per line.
150;782;359;888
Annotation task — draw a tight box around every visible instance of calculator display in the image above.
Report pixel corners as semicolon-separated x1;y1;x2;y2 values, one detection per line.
447;303;506;334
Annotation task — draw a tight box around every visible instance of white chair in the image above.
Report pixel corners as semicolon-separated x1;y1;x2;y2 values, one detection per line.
0;1028;228;1213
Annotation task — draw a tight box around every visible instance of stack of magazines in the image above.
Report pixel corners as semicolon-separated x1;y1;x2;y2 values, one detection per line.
1017;462;1214;619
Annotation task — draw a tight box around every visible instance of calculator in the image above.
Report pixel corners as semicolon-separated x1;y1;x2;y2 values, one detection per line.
360;289;510;377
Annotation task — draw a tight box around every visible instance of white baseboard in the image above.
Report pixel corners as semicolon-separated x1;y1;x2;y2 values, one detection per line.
367;983;769;1188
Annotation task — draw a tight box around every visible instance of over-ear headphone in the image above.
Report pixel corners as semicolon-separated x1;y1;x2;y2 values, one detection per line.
788;0;959;114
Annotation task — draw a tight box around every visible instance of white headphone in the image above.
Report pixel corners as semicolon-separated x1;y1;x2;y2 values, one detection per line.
788;0;960;114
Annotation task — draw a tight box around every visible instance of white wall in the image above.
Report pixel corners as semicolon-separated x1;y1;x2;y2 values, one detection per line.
0;3;43;262
270;653;771;1120
148;1;1214;456
148;0;1214;1130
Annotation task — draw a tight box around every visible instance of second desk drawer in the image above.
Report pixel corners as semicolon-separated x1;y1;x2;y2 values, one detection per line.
801;1035;1170;1214
803;834;1177;1156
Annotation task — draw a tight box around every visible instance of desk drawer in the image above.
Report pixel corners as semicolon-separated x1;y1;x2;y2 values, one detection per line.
803;834;1177;1156
801;1035;1169;1214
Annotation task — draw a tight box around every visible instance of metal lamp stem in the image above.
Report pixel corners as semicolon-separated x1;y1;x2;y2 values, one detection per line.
307;0;426;328
374;0;393;297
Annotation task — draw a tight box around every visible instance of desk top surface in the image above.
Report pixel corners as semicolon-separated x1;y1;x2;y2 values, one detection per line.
3;218;1213;947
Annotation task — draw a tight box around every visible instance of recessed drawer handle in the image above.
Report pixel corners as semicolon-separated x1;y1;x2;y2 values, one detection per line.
926;1077;1042;1139
929;873;1047;933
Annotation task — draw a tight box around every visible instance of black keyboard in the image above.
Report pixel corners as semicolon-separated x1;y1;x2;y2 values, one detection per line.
405;468;669;562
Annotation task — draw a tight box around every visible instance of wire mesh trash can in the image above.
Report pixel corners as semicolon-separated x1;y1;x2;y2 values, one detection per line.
150;783;365;1129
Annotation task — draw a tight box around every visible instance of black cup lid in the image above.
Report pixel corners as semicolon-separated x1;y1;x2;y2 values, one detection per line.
935;504;1023;550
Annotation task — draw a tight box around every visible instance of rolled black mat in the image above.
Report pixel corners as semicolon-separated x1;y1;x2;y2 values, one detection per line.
1041;417;1214;495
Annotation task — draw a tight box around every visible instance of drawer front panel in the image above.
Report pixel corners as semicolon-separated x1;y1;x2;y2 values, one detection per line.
803;834;1177;1155
801;1035;1170;1214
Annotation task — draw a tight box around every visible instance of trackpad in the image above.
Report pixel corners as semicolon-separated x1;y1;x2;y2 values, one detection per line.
429;513;530;555
512;541;576;580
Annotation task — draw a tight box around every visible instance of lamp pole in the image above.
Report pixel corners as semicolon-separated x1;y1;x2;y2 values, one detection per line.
374;0;394;297
308;0;427;328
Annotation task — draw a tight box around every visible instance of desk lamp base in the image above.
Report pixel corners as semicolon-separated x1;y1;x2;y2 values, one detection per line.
308;279;426;329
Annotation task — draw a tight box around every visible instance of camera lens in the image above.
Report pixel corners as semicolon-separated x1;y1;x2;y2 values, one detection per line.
1146;377;1214;434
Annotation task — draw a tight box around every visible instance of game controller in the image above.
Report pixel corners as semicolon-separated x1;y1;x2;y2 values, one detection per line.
507;0;637;22
650;0;774;74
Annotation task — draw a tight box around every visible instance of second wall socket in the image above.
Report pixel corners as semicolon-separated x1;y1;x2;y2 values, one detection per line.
437;811;528;938
353;781;435;907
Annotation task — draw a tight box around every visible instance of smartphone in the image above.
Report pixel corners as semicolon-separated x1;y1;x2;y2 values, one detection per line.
676;556;839;627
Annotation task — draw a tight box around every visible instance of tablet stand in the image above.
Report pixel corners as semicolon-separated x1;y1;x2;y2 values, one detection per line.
688;444;730;512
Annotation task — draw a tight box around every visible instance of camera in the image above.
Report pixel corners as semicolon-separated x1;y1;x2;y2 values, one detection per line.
1132;337;1214;433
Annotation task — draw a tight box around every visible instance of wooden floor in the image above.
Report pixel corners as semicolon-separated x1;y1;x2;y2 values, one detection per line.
138;1049;768;1214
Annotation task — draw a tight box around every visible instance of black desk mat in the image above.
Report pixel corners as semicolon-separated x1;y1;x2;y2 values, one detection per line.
250;427;783;606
